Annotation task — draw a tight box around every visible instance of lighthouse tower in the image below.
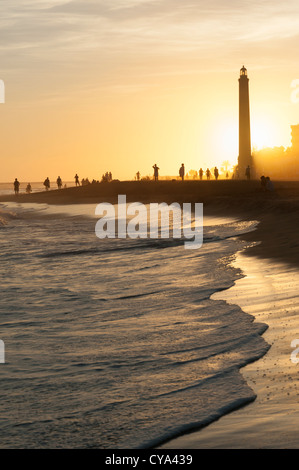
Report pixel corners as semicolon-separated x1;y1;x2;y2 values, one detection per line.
238;66;252;177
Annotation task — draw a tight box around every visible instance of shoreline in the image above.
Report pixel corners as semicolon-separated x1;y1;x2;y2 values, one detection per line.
159;251;299;449
3;179;299;448
2;179;299;267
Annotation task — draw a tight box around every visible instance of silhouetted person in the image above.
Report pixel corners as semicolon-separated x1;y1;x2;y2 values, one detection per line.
226;172;229;179
26;183;32;194
14;178;20;195
214;167;219;180
260;175;266;191
206;168;211;180
199;168;203;180
136;171;140;181
179;163;185;181
43;177;50;191
74;174;80;186
56;176;62;189
153;164;159;181
245;165;251;180
266;176;274;192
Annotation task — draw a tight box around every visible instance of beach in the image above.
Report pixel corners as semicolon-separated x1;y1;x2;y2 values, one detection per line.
3;0;299;452
3;179;299;266
160;253;299;448
1;179;299;448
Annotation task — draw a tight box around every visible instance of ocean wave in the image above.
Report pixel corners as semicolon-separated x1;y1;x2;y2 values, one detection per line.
38;231;248;259
145;395;257;449
0;208;268;449
0;207;17;226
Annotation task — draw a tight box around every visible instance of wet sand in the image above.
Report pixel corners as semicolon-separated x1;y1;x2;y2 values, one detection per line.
159;253;299;448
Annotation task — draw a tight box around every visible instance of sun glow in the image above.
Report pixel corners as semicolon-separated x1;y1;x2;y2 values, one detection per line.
251;117;281;150
212;113;285;171
210;117;238;169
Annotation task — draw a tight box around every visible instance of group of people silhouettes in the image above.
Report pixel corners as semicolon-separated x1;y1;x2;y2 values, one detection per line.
12;163;269;195
152;164;221;181
13;174;81;195
201;168;218;180
101;172;113;183
185;166;221;181
14;179;32;195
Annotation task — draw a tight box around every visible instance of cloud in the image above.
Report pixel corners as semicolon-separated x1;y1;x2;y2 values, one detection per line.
1;0;299;98
2;0;299;55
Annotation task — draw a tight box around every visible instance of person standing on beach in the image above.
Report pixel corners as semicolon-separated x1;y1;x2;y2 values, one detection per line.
56;176;62;189
75;174;80;186
26;183;32;194
206;168;211;180
245;165;251;180
179;163;185;181
14;178;20;195
153;164;159;182
214;167;219;180
199;168;203;180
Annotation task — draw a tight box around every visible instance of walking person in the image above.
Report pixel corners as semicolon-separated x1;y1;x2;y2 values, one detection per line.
43;177;50;191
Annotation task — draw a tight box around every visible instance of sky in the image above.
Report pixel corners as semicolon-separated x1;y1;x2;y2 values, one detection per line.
1;0;299;182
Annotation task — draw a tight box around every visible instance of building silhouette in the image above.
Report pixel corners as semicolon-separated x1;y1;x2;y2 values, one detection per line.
291;125;299;152
238;66;252;177
253;124;299;180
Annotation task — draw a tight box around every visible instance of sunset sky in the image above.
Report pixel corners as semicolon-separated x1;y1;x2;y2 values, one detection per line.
1;0;299;181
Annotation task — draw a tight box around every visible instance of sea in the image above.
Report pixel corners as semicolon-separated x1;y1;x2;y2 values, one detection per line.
0;183;269;448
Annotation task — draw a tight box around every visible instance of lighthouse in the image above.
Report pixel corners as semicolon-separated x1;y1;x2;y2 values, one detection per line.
238;66;252;177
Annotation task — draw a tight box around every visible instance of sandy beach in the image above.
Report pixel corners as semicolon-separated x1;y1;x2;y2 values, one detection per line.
2;179;299;448
159;252;299;448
